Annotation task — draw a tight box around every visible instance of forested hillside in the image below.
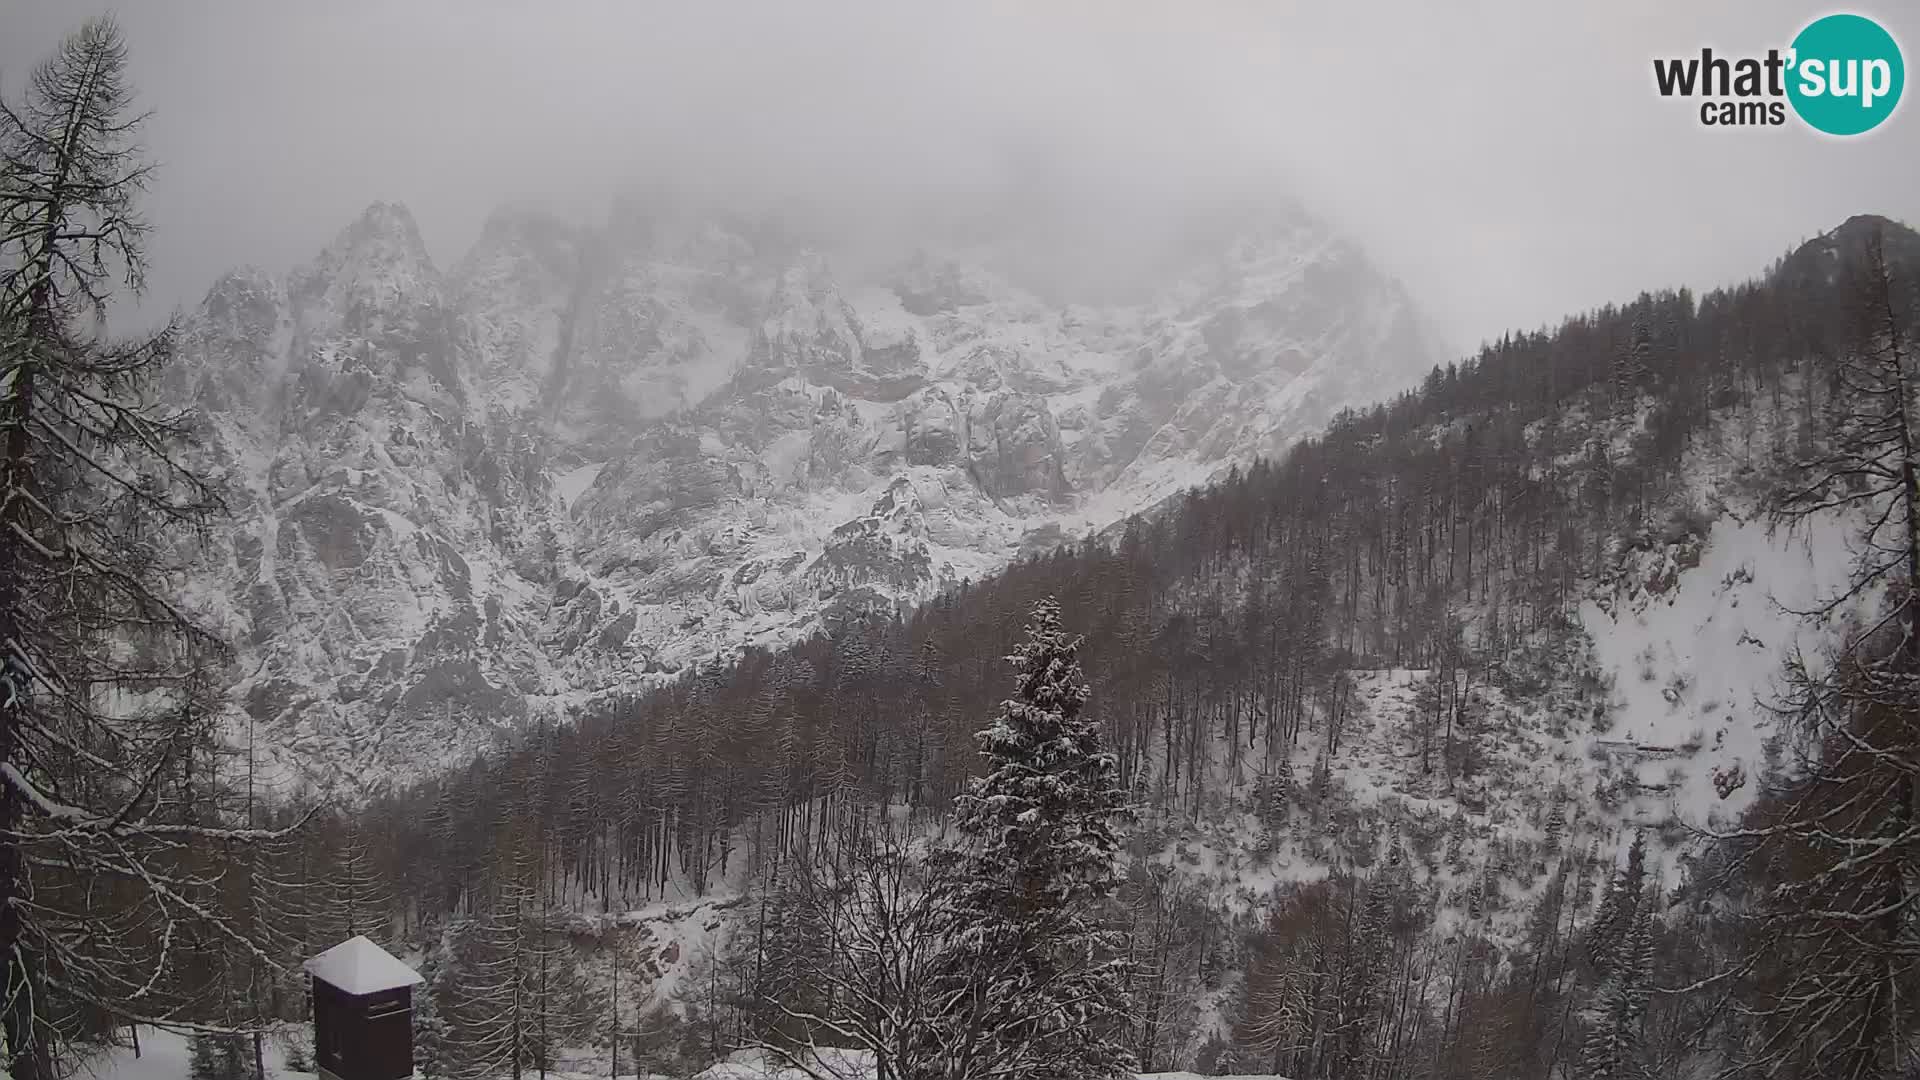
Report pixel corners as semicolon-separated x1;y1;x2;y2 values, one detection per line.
167;214;1912;1080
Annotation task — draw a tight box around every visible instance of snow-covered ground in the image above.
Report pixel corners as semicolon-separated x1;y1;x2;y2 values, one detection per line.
78;1028;1294;1080
78;1027;313;1080
687;1048;1293;1080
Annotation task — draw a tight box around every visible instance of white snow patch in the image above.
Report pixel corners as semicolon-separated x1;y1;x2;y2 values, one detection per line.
368;505;420;538
556;461;606;510
80;1026;314;1080
1579;506;1866;827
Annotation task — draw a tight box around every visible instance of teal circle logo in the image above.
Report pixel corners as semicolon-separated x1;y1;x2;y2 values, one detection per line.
1787;13;1904;135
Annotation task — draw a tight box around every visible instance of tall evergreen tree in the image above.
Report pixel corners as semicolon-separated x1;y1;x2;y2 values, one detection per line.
1579;897;1655;1080
1587;830;1647;979
929;598;1135;1080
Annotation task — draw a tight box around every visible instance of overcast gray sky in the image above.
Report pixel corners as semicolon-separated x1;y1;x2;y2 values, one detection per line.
2;1;1916;351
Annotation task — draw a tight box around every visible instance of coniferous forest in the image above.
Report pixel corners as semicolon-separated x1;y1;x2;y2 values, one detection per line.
4;14;1920;1080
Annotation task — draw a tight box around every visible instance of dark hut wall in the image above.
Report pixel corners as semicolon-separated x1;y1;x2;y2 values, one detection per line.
312;979;414;1080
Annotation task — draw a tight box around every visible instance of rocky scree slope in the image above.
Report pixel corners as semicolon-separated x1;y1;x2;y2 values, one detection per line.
168;199;1439;788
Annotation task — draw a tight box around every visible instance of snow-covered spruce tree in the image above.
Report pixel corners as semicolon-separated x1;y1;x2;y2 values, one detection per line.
926;598;1135;1080
1708;222;1920;1079
1340;840;1404;1074
1585;830;1647;980
0;18;299;1080
1577;898;1654;1080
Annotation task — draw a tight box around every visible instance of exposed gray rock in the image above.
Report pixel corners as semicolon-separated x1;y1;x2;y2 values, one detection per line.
171;197;1441;790
967;392;1068;501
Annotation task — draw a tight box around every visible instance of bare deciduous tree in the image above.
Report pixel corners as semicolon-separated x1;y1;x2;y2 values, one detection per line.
747;817;965;1080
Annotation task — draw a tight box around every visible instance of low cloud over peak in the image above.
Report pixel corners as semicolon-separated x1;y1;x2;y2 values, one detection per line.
2;0;1915;346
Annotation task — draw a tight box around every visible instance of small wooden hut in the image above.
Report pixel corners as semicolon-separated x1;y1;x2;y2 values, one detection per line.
303;936;424;1080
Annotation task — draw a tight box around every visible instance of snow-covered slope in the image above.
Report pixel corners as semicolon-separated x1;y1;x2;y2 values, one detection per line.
1579;507;1861;830
1113;401;1873;973
170;199;1440;788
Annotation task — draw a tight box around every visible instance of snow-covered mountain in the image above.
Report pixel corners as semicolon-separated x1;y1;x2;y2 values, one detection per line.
169;198;1439;787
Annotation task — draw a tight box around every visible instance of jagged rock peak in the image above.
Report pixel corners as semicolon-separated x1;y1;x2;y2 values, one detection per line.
290;201;440;311
324;201;432;268
196;265;282;322
750;252;864;373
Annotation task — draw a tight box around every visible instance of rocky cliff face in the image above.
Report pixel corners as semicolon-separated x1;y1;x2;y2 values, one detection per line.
172;198;1440;790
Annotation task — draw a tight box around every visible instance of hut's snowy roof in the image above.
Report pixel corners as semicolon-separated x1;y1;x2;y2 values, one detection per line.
303;935;423;995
